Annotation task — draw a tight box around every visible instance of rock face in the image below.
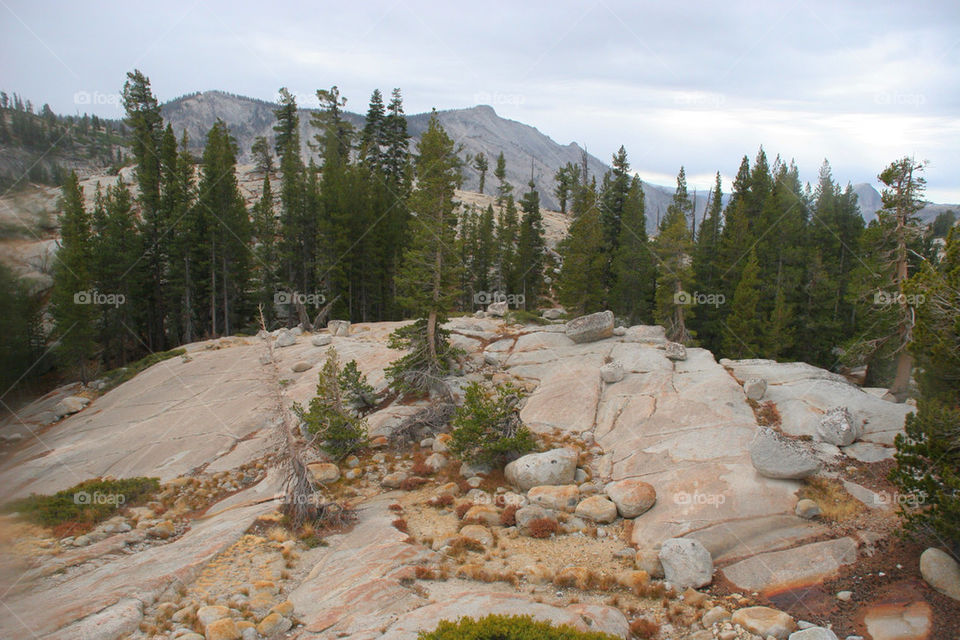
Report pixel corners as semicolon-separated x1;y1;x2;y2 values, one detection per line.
816;406;862;446
565;310;614;344
743;378;767;400
575;495;618;523
604;479;657;518
731;606;796;640
658;538;713;588
721;537;858;594
275;329;296;347
664;342;687;361
599;361;625;383
504;448;578;491
919;547;960;601
750;427;821;479
327;320;351;336
486;301;508;317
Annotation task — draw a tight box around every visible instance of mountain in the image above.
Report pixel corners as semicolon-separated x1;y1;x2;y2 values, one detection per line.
852;182;956;225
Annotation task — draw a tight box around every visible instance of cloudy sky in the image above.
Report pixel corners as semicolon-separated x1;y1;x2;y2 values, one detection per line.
3;0;959;201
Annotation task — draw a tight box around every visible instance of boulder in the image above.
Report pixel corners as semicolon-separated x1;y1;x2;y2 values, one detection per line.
433;433;452;453
750;427;821;479
863;600;932;640
575;495;618;523
424;453;448;473
197;605;231;627
788;629;838;640
275;330;296;347
310;334;332;347
702;606;731;627
327;320;351;336
463;505;500;526
599;362;625;383
528;485;580;512
515;505;553;531
256;612;292;636
205;617;241;640
635;549;664;578
487;301;508;317
54;395;90;417
147;520;176;539
307;462;340;484
795;498;821;519
542;308;565;320
459;524;494;547
816;407;862;446
919;547;960;601
565;310;614;344
604;478;657;518
744;377;767;401
381;472;408;489
664;341;687;361
731;606;796;640
659;538;713;588
292;361;312;372
505;448;578;491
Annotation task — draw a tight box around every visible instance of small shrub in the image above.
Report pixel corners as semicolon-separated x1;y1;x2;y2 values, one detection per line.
428;495;454;508
499;504;519;527
527;517;558;539
628;619;660;639
338;359;377;409
293;349;368;460
392;518;409;533
752;400;782;428
418;614;620;639
411;453;432;476
455;502;475;519
448;382;536;466
389;503;404;513
505;310;550;326
400;477;429;491
4;476;159;532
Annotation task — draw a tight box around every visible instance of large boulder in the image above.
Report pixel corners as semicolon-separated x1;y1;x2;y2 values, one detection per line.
542;308;565;320
575;495;618;523
311;334;332;347
327;320;351;336
816;407;862;446
565;310;614;344
307;462;340;484
53;395;89;418
664;342;687;361
731;606;796;640
275;329;296;348
487;301;508;317
528;485;580;512
604;479;657;518
750;427;821;479
920;547;960;601
658;538;713;588
505;448;578;491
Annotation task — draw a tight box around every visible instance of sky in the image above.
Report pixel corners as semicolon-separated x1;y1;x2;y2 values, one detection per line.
2;0;959;201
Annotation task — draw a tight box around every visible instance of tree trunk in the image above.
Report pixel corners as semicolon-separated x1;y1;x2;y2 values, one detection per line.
888;177;914;402
184;257;193;344
223;255;229;336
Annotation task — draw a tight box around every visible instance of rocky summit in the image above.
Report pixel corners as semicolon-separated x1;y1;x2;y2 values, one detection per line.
0;315;941;639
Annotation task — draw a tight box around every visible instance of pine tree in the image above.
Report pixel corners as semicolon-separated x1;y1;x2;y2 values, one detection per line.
251;136;273;174
610;176;653;324
553;163;576;215
517;180;546;307
473;152;489;194
472;204;496;295
558;202;605;314
690;172;724;349
495;195;520;293
273;88;299;158
395;112;462;367
50;172;98;382
653;168;695;343
360;89;386;168
165;131;199;344
722;248;764;358
383;88;411;195
494;152;512;205
253;173;279;322
122;69;167;350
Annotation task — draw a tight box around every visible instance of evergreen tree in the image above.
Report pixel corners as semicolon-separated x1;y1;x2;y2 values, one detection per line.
383;88;411;194
251;136;273;174
473;152;488;194
610;176;653;324
164;131;199;344
558;184;605;314
395;112;462;367
553;163;576;215
653;167;695;343
516;180;546;307
253;173;279;322
50;172;98;382
122;69;167;350
494;152;512;205
360;89;386;168
722;248;764;358
273;87;299;158
472;204;496;294
690;172;724;349
0;263;43;398
494;195;520;293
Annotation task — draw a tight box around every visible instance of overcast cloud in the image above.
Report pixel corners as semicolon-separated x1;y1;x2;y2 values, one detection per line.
2;0;958;200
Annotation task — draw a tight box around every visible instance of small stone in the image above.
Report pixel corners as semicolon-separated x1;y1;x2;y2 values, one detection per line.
344;455;360;468
600;361;625;383
604;478;657;518
659;538;713;588
795;498;821;519
256;613;292;636
816;407;863;447
270;600;294;617
466;477;483;488
327;320;351;336
731;606;796;640
420;437;435;449
463;505;500;526
291;361;312;372
197;605;231;627
275;329;296;348
528;485;580;512
635;548;665;578
702;605;731;626
147;520;176;539
205;618;241;640
836;590;852;601
789;628;839;640
424;452;448;473
433;433;452;453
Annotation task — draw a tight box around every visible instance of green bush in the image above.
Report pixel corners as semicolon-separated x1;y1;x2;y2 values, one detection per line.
449;382;536;466
3;476;159;529
418;614;620;639
294;349;368;460
385;318;462;395
338;359;377;409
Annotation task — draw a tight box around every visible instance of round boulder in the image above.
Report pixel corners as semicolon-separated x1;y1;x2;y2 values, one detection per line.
750;427;821;479
816;407;863;447
604;478;657;518
505;448;579;491
307;462;340;484
920;547;960;601
658;538;713;588
528;485;580;512
731;606;796;640
575;495;618;523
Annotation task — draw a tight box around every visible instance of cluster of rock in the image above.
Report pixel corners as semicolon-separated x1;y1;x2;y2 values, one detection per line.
153;585;296;640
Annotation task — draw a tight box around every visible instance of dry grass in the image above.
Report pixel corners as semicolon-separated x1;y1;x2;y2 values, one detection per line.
392;518;409;533
629;618;660;639
499;504;519;527
266;526;292;543
527;517;559;538
798;476;863;522
750;400;782;428
400;477;429;491
455;502;475;519
427;494;454;508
